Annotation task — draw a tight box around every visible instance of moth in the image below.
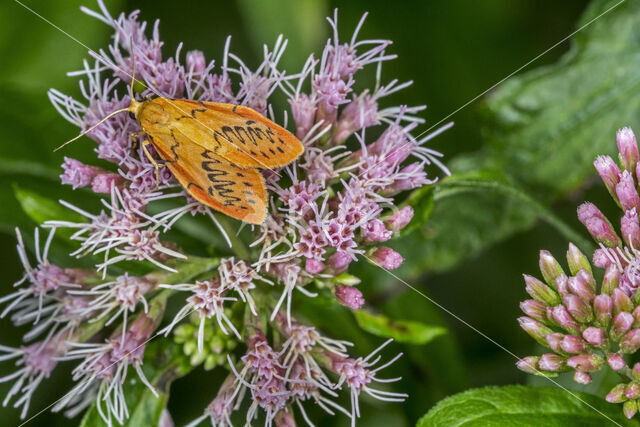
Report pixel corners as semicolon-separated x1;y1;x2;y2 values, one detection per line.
58;78;303;225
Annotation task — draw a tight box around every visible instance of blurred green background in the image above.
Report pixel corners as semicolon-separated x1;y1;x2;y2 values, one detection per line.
3;0;636;425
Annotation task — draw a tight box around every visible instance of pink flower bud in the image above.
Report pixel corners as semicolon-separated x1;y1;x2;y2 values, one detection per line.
566;243;591;276
91;173;123;194
594;294;613;328
562;295;593;323
633;363;640;381
518;317;554;346
555;274;570;297
567;272;595;302
582;327;607;347
327;251;352;274
305;258;325;275
520;299;547;323
607;353;627;371
616;171;640;212
566;354;604;372
626;382;640;400
539;250;564;288
612;312;635;340
593;155;621;199
606;383;628;403
60;157;102;189
538;353;566;372
545;333;565;353
385;206;414;232
516;356;539;374
524;275;560;306
334;284;364;310
623;400;638;419
551;305;581;335
620;329;640;354
289;94;318;140
370;247;403;270
186;50;207;73
613;288;634;314
560;335;587;354
361;219;391;244
617;126;639;172
593;248;613;269
602;264;620;295
622;209;640;249
577;202;621;247
574;371;592;385
633;306;640;328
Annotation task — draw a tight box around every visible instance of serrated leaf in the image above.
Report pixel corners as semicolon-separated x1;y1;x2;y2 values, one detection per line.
353;309;446;345
418;385;639;427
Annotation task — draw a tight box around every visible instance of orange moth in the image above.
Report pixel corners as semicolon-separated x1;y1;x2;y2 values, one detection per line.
57;73;303;225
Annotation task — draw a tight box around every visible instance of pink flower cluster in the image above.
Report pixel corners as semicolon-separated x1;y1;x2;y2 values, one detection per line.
518;127;640;420
1;2;448;425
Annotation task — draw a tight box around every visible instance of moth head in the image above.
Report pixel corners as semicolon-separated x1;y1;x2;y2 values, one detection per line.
135;99;171;126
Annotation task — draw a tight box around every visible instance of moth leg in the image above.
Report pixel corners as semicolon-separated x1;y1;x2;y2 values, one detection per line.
129;131;145;151
142;140;163;190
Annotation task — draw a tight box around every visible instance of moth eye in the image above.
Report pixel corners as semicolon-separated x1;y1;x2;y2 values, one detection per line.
128;112;136;120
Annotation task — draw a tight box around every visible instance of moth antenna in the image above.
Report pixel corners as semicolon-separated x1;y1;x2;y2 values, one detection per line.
53;107;129;152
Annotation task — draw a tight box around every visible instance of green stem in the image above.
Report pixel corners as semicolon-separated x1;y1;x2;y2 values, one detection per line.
215;214;250;259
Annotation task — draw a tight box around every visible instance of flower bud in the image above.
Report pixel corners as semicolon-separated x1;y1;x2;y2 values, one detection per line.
593;155;621;200
91;173;123;194
555;274;570;297
520;300;548;323
633;306;640;328
593;248;613;269
624;400;638;419
305;258;325;275
606;383;628;403
627;382;640;400
612;312;635;340
370;247;403;270
577;202;621;247
582;327;607;347
618;126;639;172
560;335;587;354
613;288;634;314
551;305;581;335
327;251;352;274
620;329;640;354
566;354;604;372
361;219;392;243
616;170;640;212
186;50;207;73
566;243;592;276
524;275;560;306
334;284;364;310
539;250;564;288
574;371;592;385
622;209;640;249
518;317;554;346
562;295;593;323
594;294;613;328
385;206;414;232
516;356;539;374
633;363;640;381
607;353;627;371
542;333;563;353
538;353;566;372
567;273;595;302
602;264;620;295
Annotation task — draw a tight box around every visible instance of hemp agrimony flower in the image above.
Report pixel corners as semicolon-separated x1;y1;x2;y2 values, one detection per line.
2;1;448;425
517;126;640;420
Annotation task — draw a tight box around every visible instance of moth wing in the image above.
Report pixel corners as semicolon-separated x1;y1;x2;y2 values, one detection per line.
151;128;267;224
163;99;304;169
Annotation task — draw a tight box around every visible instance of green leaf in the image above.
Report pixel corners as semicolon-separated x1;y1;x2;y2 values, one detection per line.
486;0;640;197
353;309;446;345
400;169;591;275
417;385;639;427
13;184;84;226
